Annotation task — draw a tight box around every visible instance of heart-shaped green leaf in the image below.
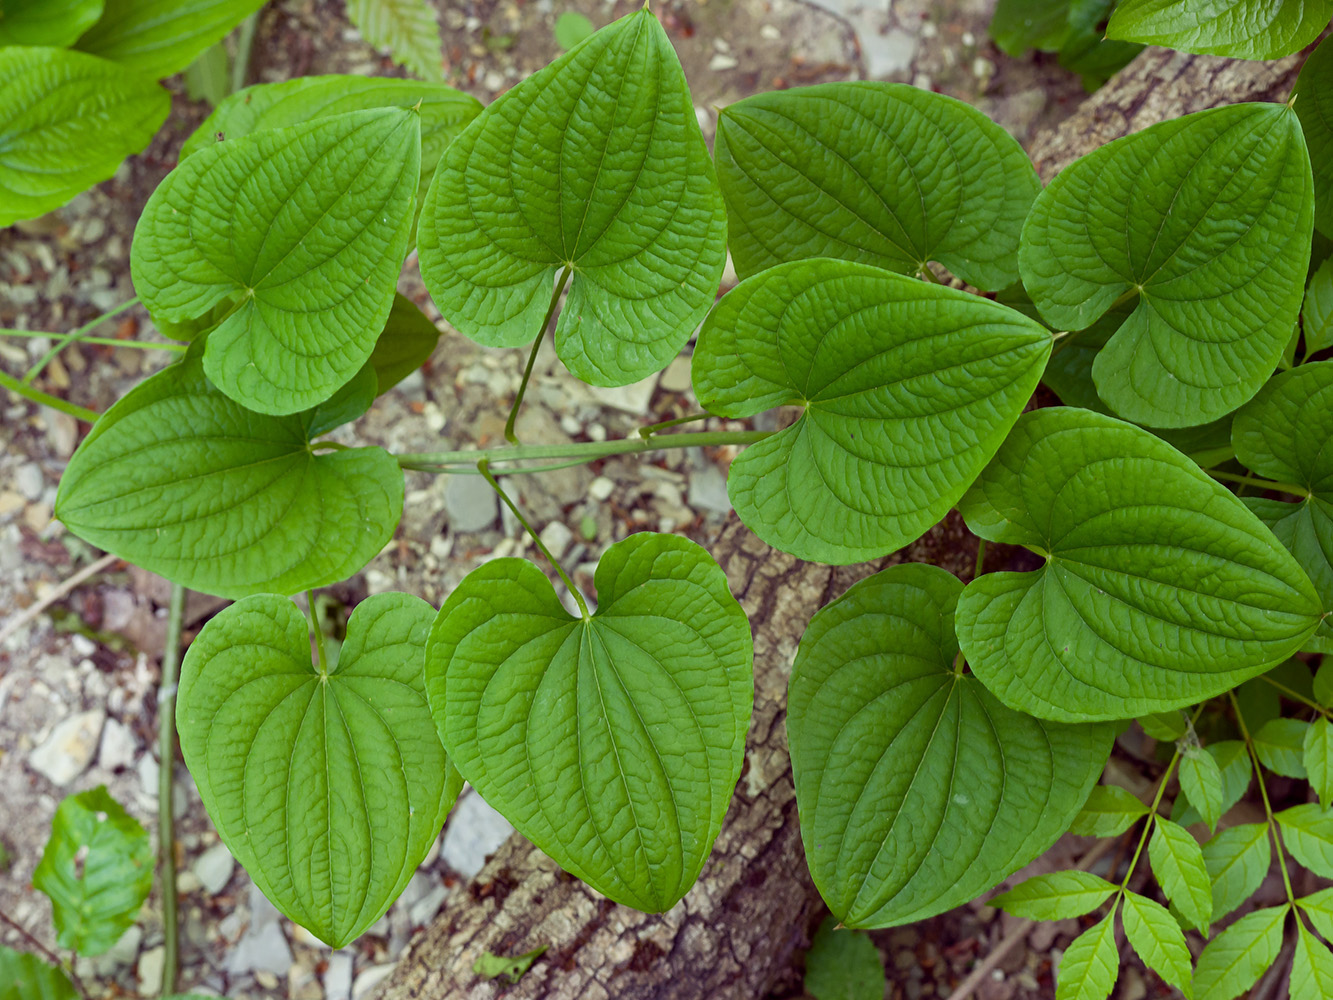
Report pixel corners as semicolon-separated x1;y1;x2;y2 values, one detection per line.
33;787;151;956
178;592;462;948
366;294;441;394
0;48;169;227
75;0;266;79
55;348;403;600
0;0;103;46
0;948;78;1000
131;109;418;414
417;9;726;387
788;564;1112;929
1296;37;1333;239
1107;0;1333;60
691;259;1051;564
715;82;1039;290
956;407;1322;722
1020;102;1313;428
1234;361;1333;651
424;532;752;913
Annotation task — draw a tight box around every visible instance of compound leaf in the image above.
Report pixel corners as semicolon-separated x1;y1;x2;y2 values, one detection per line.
991;871;1117;921
803;917;886;1000
788;564;1112;929
1294;922;1333;999
1149;818;1212;934
693;259;1051;564
55;349;403;600
714;82;1039;290
1202;823;1271;922
132;109;418;415
1254;717;1310;777
0;947;78;1000
1020;103;1312;427
1297;37;1333;239
418;9;725;387
1140;710;1190;741
178;592;461;948
1308;716;1333;806
1276;803;1333;878
1193;904;1288;1000
1121;890;1194;999
424;533;752;913
1180;747;1225;833
1298;887;1333;940
0;0;103;46
956;407;1322;722
33;787;151;956
75;0;266;79
1108;0;1333;60
1177;741;1253;828
1234;361;1333;652
345;0;445;82
1056;906;1120;1000
1068;785;1150;837
0;47;168;227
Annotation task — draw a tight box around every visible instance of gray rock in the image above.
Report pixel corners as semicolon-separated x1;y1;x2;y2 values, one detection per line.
408;884;449;927
352;964;396;1000
538;521;573;561
137;945;165;994
30;709;105;785
93;924;142;977
444;474;499;533
687;464;732;515
440;790;515;878
15;462;43;501
98;717;137;771
324;952;354;1000
589;375;659;416
225;881;292;976
193;842;235;895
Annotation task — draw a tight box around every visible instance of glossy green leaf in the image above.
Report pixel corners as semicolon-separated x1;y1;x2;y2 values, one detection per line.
305;364;377;437
991;871;1117;921
1068;785;1150;838
1149;818;1212;934
1297;37;1333;240
1180;747;1225;833
1302;259;1333;355
131;109;418;414
1297;887;1333;940
0;947;78;1000
714;82;1039;290
1307;716;1333;806
1056;905;1119;1000
956;407;1322;722
1020;103;1313;427
345;0;444;82
803;917;886;1000
367;295;441;394
1202;823;1271;922
693;259;1051;564
1294;923;1333;999
1056;0;1143;90
1108;0;1333;60
1254;717;1310;777
1140;710;1189;742
788;564;1111;928
1276;803;1333;878
0;47;169;227
178;592;462;947
1234;362;1333;652
424;533;752;913
33;787;151;956
1175;741;1253;828
0;0;102;46
1121;890;1194;999
75;0;266;79
418;9;725;387
1192;904;1288;1000
55;349;403;600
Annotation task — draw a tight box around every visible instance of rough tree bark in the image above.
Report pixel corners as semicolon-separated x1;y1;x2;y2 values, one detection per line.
373;43;1314;1000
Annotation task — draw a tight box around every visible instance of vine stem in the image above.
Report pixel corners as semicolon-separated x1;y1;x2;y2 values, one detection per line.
308;590;330;674
1260;675;1331;718
158;584;186;996
397;429;769;473
972;538;986;580
1208;469;1310;498
638;412;711;439
0;368;99;423
506;266;571;444
23;297;139;383
1118;742;1183;892
0;329;185;352
0;911;90;1000
1231;691;1298;907
477;459;590;619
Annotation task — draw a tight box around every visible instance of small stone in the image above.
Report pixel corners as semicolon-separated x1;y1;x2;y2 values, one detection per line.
324;952;354;1000
0;491;25;517
660;357;692;393
538;521;573;561
589;375;658;416
137;946;165;994
483;71;505;92
444;475;499;533
409;884;449;927
254;970;279;990
94;924;142;976
98;718;137;771
440;791;515;877
30;709;105;785
588;477;615;502
352;964;396;1000
15;462;44;501
708;53;739;71
176;871;202;894
193;842;235;895
687;464;731;515
759;24;781;40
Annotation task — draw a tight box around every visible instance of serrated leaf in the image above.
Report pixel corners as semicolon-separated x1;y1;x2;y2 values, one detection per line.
0;47;169;227
1306;716;1333;806
1293;922;1333;999
1020;103;1313;427
1149;818;1212;935
418;9;725;388
33;787;151;956
178;592;462;947
1140;711;1190;742
1297;37;1333;241
1302;260;1333;355
1277;803;1333;878
1056;905;1120;1000
131;109;418;414
1234;362;1333;652
803;917;886;1000
1254;717;1311;777
0;947;78;1000
789;564;1111;928
367;294;440;394
1122;890;1194;998
424;533;753;913
956;407;1321;722
1297;886;1333;940
1180;747;1226;833
1202;823;1271;922
714;81;1039;290
75;0;266;79
991;871;1117;921
1068;785;1150;838
693;259;1051;565
1108;0;1333;60
0;0;103;46
1193;904;1288;1000
345;0;444;82
1176;741;1253;828
54;349;403;600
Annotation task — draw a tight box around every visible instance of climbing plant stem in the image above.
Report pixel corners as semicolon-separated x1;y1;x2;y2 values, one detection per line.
397;429;769;473
506;266;572;444
159;583;186;996
24;297;140;383
0;368;99;422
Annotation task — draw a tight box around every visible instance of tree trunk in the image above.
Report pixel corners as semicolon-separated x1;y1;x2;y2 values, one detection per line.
373;44;1312;1000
